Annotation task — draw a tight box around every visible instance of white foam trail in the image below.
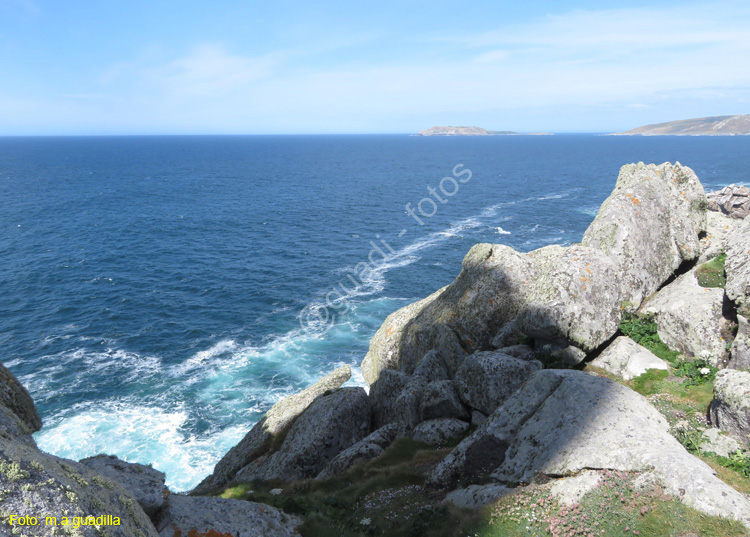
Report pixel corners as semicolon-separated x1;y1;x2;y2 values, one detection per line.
496;227;511;235
173;339;239;375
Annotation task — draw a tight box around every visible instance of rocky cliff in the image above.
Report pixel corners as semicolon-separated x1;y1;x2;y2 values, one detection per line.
3;162;750;536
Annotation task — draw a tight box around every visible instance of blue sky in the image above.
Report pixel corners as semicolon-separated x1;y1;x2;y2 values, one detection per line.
1;0;749;134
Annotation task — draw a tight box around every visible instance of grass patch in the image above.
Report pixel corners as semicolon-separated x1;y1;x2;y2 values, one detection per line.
481;470;747;537
216;438;485;537
618;314;681;364
696;253;727;288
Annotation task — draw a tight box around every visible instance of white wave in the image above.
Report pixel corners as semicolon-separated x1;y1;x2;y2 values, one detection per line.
34;401;246;492
174;339;239;375
495;227;511;235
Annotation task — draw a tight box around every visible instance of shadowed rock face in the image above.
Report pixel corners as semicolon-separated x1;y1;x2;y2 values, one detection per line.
193;365;351;494
362;163;706;387
0;361;42;433
235;387;371;482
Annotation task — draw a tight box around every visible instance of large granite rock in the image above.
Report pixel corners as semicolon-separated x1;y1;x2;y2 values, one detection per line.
730;315;750;370
155;495;301;537
709;369;750;446
79;454;167;517
582;162;706;309
392;375;429;430
455;351;542;415
236;387;371;482
514;244;622;350
362;163;705;386
707;184;750;219
642;271;728;367
412;418;469;446
419;380;469;421
361;244;532;385
0;437;159;537
701;428;741;458
0;361;42;433
589;336;669;380
193;365;351;493
369;369;410;429
699;211;738;262
361;287;458;385
413;349;452;381
316;424;399;479
0;403;36;447
430;370;750;527
725;217;750;313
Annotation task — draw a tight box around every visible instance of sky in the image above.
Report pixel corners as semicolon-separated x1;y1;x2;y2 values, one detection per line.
1;0;749;135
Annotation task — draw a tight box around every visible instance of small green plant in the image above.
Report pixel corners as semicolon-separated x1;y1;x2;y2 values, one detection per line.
713;450;750;479
618;314;681;364
696;253;727;288
674;358;717;387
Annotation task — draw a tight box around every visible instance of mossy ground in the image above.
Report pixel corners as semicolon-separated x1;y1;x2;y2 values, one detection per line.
481;470;747;537
696;253;727;288
217;428;749;537
218;438;485;537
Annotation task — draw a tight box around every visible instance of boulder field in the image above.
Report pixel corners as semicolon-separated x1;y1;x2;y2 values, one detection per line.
2;162;750;536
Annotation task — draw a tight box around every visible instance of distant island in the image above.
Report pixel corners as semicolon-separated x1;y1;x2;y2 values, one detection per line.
417;126;553;136
612;114;750;136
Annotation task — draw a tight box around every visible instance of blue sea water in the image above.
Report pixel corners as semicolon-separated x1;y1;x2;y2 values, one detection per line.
1;134;748;490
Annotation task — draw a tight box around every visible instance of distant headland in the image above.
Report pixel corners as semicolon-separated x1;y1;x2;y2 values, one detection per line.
417;126;553;136
612;114;750;136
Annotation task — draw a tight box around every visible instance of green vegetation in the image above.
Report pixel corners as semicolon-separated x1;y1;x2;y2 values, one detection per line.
481;470;747;537
696;253;727;288
618;313;681;364
674;358;718;387
218;438;484;537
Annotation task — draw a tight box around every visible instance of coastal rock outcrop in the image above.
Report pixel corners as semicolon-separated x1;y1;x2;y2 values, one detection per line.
0;361;42;434
589;336;669;380
235;387;371;482
193;364;351;493
641;271;729;366
709;369;750;446
707;184;750;219
582;162;706;309
0;437;159;537
429;370;750;526
155;495;301;537
361;163;705;386
79;454;167;518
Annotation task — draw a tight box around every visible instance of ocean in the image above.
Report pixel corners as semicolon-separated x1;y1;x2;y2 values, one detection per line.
1;134;748;490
